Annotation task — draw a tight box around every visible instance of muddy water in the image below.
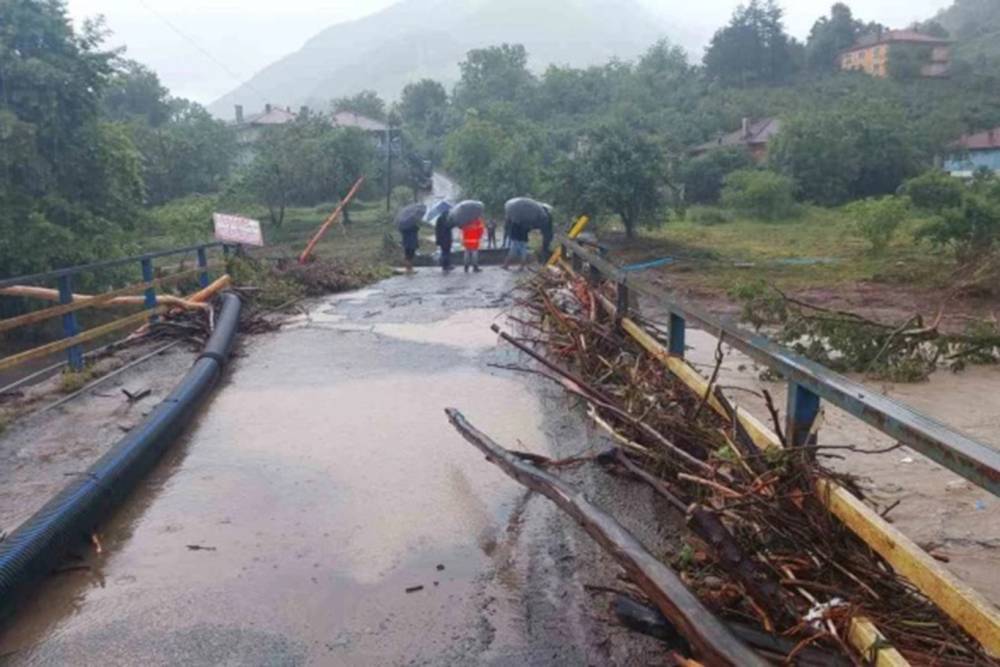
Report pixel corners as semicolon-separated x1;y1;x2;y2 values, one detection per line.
674;322;1000;605
0;270;564;665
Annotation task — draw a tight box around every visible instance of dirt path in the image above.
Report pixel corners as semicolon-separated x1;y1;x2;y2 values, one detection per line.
0;269;676;666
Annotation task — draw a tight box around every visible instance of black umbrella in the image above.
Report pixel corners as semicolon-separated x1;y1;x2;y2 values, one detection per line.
448;200;486;228
395;203;427;232
505;198;551;229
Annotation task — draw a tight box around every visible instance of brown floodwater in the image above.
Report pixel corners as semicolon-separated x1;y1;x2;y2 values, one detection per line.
0;270;563;665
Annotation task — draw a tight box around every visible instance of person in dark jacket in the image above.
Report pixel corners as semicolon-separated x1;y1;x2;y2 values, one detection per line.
502;220;530;271
434;213;454;273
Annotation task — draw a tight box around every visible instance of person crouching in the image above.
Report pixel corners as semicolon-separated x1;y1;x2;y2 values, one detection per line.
462;218;484;273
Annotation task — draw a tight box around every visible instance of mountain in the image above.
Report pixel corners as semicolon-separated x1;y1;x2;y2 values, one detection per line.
931;0;1000;62
208;0;676;119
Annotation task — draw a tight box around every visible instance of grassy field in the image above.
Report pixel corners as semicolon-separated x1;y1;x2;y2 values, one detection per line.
605;206;956;292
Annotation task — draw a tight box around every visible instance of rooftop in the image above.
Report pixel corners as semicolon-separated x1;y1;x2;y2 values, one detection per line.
952;127;1000;151
243;107;298;126
692;117;782;154
845;29;951;52
331;111;388;133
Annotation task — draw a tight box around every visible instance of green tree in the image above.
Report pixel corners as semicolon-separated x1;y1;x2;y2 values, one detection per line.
127;100;237;205
681;148;753;204
444;115;542;213
805;4;871;71
398;79;448;131
721;169;797;220
0;0;145;275
703;0;801;86
560;122;670;238
102;59;171;126
918;193;1000;262
846;195;909;254
453;44;536;111
901;170;965;212
332;90;386;120
770;101;917;204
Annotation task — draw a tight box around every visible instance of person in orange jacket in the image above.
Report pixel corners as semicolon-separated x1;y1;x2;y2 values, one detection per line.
462;218;485;273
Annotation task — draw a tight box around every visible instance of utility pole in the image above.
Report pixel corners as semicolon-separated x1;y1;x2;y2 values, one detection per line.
385;124;393;213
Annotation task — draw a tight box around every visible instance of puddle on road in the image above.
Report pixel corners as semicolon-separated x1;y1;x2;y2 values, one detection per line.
0;330;548;663
286;306;505;353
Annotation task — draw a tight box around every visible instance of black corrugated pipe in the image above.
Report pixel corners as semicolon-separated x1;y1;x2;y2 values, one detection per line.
0;292;242;615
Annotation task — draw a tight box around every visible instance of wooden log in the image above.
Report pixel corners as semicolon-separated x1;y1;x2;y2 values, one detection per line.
0;284;208;312
445;408;768;667
187;275;231;304
298;176;365;264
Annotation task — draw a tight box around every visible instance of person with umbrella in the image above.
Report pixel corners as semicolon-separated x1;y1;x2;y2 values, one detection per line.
447;200;486;274
395;203;426;274
502;198;551;271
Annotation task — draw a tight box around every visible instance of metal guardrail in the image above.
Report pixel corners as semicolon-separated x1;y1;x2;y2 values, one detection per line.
0;243;229;374
558;233;1000;497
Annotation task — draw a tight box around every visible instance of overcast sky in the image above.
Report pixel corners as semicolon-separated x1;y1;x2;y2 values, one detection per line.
65;0;951;104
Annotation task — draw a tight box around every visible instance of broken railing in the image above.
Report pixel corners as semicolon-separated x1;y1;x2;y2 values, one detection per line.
552;232;1000;660
559;234;1000;496
0;243;232;377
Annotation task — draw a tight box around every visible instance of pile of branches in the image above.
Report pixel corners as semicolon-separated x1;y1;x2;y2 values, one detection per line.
733;282;1000;382
499;268;995;666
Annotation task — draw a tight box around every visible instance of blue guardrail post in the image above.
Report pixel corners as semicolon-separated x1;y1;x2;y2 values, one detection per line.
787;382;821;447
57;275;84;371
669;313;686;357
141;257;157;322
197;247;209;288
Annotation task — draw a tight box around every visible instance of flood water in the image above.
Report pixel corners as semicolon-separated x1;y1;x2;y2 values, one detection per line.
0;269;560;665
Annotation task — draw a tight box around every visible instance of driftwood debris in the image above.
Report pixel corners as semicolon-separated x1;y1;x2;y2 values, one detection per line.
489;266;999;665
445;408;767;667
0;285;209;312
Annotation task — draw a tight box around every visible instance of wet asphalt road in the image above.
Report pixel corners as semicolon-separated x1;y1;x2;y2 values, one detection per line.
0;269;618;666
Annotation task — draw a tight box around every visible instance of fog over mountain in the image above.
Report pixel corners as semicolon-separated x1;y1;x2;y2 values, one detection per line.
207;0;681;118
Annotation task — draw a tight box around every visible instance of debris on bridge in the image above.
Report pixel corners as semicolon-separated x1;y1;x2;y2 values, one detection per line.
449;266;999;666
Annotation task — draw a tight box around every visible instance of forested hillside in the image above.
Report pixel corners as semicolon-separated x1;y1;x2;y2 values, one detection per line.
208;0;668;117
932;0;1000;64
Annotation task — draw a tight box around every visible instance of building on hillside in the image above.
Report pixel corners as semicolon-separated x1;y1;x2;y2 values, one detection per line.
839;30;951;79
331;111;391;151
233;104;299;164
690;118;782;163
944;127;1000;177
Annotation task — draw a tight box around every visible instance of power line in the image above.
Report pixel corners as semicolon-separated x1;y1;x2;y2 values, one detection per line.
134;0;266;101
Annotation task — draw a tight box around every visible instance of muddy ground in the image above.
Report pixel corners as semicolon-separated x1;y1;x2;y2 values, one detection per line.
0;268;682;666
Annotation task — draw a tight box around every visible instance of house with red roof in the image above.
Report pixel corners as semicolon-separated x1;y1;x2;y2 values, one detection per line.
839;30;951;79
945;128;1000;177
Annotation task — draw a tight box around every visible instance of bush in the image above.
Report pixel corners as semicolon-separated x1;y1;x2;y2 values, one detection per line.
918;193;1000;263
901;170;964;213
687;206;733;226
845;196;909;255
681;148;752;205
721;169;797;220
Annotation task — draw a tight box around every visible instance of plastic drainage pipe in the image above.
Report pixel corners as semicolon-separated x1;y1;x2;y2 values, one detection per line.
0;292;242;614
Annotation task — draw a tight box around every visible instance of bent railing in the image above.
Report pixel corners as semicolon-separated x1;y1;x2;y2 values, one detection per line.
557;233;1000;497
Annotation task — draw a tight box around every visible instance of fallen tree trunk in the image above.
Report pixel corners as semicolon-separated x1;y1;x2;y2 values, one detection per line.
444;407;767;667
0;285;208;312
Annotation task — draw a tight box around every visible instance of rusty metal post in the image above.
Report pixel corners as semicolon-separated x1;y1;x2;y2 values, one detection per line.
787;382;821;448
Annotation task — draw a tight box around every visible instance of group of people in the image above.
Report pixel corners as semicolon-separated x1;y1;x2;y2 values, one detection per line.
398;198;551;275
